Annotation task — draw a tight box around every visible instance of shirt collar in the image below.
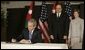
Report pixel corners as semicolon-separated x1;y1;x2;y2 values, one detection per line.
29;29;35;35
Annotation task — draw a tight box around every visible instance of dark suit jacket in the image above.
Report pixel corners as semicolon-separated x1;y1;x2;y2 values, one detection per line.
48;12;70;39
16;28;43;43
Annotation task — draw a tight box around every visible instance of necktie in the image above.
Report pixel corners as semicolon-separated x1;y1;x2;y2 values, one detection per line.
29;32;32;40
57;13;59;18
58;13;59;17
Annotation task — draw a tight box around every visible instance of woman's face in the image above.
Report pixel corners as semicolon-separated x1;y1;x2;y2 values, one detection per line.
73;11;79;18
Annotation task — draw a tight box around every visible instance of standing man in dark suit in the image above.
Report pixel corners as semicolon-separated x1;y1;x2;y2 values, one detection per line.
48;3;70;43
12;19;43;43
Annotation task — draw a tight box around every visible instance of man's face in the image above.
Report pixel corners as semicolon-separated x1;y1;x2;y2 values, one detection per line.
55;5;62;13
28;22;35;31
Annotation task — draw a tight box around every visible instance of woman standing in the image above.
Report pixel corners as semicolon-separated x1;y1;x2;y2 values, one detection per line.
68;9;84;49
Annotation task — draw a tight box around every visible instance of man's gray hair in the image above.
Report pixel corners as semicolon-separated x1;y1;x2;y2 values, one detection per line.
28;18;37;27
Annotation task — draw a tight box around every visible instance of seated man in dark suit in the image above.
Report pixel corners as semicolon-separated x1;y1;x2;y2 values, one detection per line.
12;19;43;43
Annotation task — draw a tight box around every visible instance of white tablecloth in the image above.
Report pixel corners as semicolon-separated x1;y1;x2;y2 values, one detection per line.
1;42;68;49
